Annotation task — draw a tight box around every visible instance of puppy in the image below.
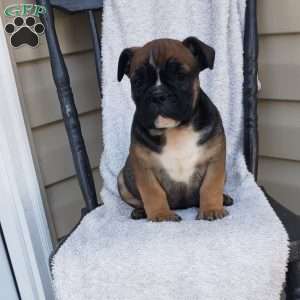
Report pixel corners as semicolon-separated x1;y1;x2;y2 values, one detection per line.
117;37;232;222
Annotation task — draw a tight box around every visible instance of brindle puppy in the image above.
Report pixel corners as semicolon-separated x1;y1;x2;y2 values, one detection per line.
117;37;233;222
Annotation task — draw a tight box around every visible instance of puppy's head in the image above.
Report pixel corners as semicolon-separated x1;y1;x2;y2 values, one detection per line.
118;37;215;129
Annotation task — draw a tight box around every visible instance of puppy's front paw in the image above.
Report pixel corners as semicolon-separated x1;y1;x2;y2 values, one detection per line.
149;211;182;222
196;208;228;221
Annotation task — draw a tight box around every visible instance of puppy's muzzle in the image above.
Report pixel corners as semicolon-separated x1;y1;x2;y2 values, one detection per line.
149;88;179;128
150;87;168;104
145;86;179;129
148;86;177;109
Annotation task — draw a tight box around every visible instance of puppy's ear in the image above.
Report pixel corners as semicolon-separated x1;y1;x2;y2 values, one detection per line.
117;47;139;81
182;37;215;71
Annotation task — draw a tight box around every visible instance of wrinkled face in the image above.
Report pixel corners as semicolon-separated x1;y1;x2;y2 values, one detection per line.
118;37;215;129
131;53;197;129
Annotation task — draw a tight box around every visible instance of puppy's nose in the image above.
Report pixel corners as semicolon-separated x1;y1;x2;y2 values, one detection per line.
152;89;167;103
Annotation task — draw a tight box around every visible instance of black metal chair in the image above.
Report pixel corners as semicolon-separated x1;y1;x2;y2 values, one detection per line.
37;0;300;298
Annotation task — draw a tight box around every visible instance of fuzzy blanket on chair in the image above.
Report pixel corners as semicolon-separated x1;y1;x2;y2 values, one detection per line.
52;1;289;299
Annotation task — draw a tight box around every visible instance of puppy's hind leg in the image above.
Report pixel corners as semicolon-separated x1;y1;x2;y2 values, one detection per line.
117;170;146;219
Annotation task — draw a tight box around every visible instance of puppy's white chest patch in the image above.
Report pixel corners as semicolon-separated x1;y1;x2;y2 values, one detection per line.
155;127;207;183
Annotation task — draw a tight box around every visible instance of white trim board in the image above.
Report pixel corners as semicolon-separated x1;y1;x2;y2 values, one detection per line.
0;230;19;300
0;17;54;300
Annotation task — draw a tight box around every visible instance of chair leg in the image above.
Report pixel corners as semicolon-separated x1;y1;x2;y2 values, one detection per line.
286;260;300;300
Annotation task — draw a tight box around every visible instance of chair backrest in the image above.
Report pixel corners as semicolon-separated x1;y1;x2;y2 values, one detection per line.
37;0;102;214
37;0;258;217
50;0;103;12
243;0;259;179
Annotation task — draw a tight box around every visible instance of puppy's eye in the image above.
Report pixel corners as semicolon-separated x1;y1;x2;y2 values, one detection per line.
132;77;144;88
176;72;186;81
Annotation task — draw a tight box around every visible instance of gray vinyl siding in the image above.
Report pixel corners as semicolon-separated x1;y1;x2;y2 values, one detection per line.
1;0;102;241
257;0;300;215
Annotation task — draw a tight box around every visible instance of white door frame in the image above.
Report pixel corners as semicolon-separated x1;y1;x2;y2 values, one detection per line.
0;229;19;300
0;16;54;300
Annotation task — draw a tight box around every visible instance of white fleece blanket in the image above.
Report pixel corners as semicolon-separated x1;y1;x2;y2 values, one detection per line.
52;1;289;299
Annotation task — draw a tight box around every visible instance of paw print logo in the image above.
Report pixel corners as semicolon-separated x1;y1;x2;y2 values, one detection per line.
5;16;45;48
